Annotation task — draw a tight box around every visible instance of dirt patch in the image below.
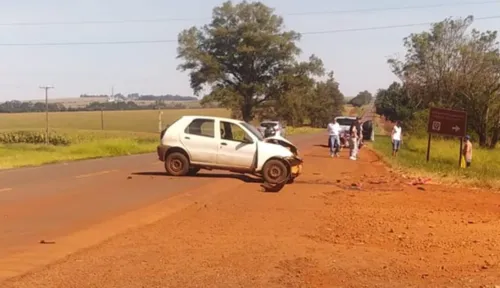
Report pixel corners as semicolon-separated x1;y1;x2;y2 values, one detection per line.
2;145;500;288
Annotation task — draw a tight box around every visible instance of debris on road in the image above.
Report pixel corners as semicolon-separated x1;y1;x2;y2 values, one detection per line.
408;177;432;186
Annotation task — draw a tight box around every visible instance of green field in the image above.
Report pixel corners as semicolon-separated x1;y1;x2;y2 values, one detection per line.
372;135;500;188
0;109;322;169
0;108;230;133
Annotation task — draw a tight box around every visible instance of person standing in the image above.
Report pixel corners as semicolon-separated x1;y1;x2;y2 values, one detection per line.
392;121;402;157
463;135;473;167
349;120;359;160
327;118;341;157
357;117;363;150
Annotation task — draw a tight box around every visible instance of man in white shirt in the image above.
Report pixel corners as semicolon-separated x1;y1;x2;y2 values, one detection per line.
392;121;402;157
327;118;341;157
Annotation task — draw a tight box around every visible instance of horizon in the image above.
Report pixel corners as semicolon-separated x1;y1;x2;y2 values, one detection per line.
1;0;499;101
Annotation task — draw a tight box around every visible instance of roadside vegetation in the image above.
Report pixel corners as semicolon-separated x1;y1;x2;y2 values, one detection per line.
0;130;158;169
369;16;500;188
372;135;500;188
371;115;499;188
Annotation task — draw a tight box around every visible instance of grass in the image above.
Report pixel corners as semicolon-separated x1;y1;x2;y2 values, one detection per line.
0;129;158;169
371;135;500;188
0;109;325;169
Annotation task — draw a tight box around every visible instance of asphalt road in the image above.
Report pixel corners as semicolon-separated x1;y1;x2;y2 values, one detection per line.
0;133;322;260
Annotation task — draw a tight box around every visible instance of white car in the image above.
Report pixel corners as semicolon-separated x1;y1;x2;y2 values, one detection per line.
157;116;303;185
328;116;357;148
257;120;286;137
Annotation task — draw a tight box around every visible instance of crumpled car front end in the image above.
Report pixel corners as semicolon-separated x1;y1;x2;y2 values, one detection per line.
264;135;303;178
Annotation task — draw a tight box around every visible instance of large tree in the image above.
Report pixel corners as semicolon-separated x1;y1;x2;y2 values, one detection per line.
307;72;344;127
387;16;500;147
349;90;372;107
177;1;323;121
374;82;413;122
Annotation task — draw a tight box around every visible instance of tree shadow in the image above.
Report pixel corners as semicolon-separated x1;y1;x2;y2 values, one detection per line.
131;172;263;183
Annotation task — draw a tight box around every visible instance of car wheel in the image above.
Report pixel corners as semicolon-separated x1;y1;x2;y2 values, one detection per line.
262;159;289;185
187;167;200;176
165;152;189;176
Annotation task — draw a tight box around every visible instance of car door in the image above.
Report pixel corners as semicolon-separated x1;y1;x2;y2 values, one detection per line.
180;118;217;164
217;121;256;169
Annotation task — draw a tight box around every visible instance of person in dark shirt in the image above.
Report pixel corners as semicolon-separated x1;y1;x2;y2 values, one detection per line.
264;125;276;138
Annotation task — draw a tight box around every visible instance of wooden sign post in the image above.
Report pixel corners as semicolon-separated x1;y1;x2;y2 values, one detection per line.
426;107;467;167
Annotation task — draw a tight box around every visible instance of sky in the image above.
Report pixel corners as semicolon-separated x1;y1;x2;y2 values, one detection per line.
0;0;499;101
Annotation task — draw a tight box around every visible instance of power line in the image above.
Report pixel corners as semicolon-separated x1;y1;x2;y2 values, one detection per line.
1;15;499;47
0;1;498;27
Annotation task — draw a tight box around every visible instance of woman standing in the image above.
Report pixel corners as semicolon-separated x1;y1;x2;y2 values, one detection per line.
349;120;358;161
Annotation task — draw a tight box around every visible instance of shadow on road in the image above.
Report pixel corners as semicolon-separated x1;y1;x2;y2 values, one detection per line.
131;172;263;183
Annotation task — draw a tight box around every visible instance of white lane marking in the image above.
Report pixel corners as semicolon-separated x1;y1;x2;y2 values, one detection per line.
0;188;13;192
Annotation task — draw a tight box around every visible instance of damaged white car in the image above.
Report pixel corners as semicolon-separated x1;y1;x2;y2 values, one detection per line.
157;116;302;186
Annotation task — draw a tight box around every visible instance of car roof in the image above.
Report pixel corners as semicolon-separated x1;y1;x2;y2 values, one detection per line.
180;115;245;123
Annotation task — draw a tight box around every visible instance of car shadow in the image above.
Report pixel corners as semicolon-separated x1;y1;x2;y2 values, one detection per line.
131;172;263;183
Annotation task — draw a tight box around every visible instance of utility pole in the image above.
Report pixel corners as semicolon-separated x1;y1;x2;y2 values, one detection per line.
39;85;54;144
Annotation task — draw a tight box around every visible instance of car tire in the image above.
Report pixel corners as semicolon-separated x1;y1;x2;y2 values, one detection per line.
165;152;189;176
262;159;289;185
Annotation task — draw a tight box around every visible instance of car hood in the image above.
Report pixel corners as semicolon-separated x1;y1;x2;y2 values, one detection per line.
263;135;298;155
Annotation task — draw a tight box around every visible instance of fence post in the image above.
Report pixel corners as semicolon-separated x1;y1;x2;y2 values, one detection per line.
158;110;163;132
101;108;104;130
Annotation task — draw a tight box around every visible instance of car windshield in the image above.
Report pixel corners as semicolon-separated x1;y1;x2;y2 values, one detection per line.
260;122;278;128
336;118;355;126
241;122;264;141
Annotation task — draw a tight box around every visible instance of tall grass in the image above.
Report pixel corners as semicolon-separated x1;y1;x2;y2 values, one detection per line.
372;135;500;188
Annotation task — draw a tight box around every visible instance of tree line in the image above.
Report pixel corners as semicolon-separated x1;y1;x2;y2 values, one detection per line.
0;100;194;113
80;93;198;101
375;16;500;148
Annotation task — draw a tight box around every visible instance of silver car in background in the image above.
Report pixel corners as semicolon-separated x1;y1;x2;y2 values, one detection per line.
257;120;286;138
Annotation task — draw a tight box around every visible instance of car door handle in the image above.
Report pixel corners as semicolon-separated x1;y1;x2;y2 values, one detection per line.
184;136;190;140
220;142;227;146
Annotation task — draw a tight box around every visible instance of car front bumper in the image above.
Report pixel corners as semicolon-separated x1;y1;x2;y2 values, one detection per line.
286;156;303;178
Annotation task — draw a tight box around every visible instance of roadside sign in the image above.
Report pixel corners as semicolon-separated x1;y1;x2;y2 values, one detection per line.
426;107;468;167
427;107;467;137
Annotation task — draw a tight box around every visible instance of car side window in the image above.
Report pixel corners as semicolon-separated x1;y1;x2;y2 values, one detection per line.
185;119;215;138
220;121;252;143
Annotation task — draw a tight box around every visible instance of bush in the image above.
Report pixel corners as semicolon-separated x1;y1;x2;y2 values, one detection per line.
0;131;71;146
